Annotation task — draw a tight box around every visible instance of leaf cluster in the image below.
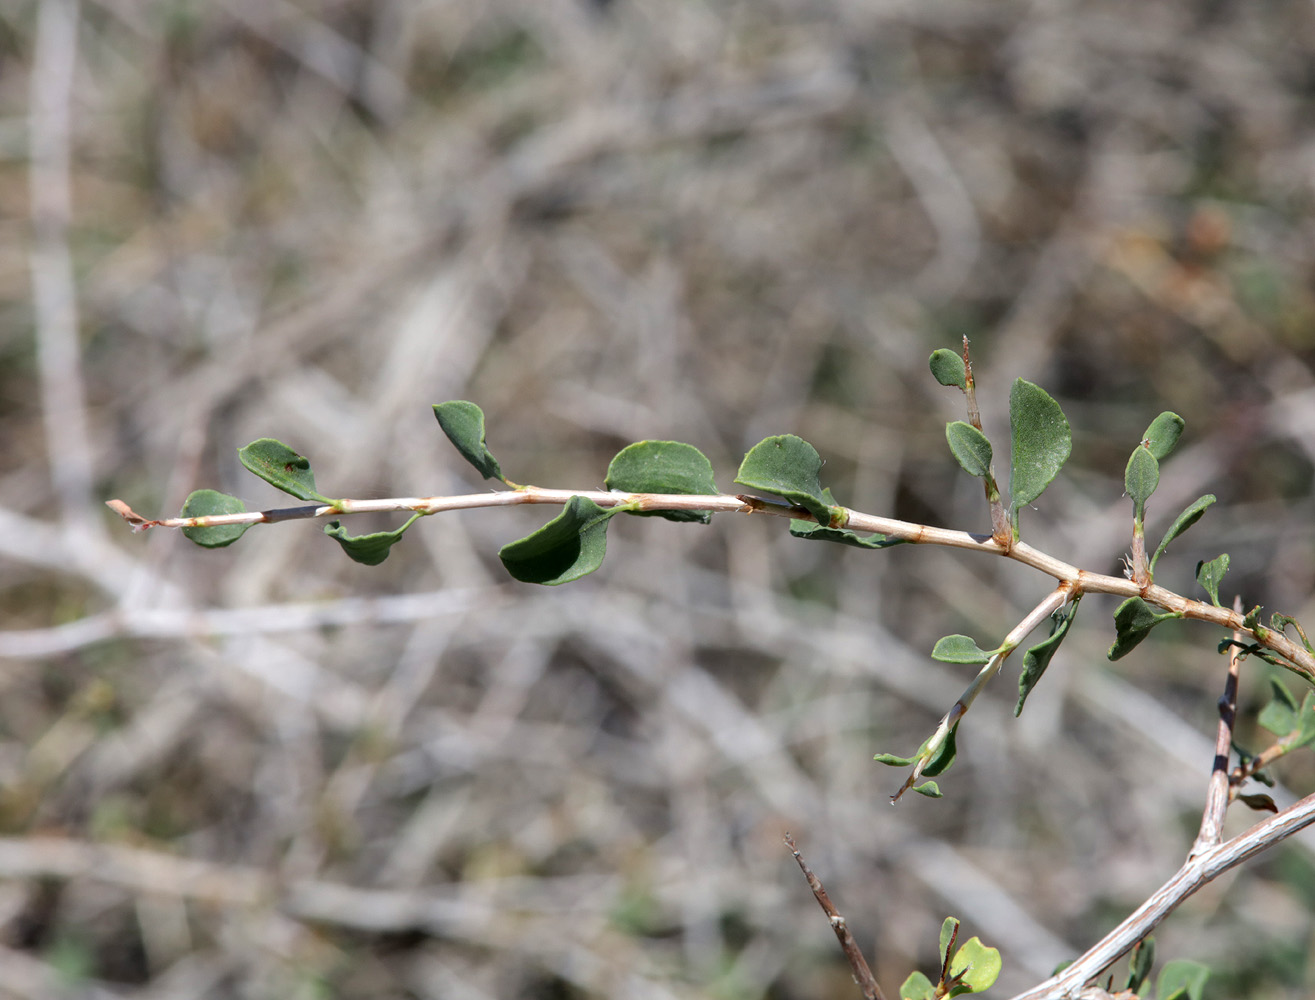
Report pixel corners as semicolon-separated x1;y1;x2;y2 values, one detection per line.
899;917;1001;999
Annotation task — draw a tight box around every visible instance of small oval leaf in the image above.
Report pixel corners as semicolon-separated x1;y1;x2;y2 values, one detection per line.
238;439;330;502
949;937;1003;993
1144;411;1185;460
325;513;421;566
899;971;936;1000
180;490;251;548
912;781;943;799
498;496;619;585
1125;445;1160;513
735;435;833;523
433;401;506;483
605;440;717;523
931;635;995;664
929;349;967;389
946;421;993;479
1009;379;1071;518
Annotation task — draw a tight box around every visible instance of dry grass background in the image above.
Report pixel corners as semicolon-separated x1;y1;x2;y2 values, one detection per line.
4;1;1315;997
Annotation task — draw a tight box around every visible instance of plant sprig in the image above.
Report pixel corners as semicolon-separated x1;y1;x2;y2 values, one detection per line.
107;348;1315;1000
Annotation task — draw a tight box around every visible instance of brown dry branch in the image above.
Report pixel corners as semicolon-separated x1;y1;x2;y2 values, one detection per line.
784;834;883;1000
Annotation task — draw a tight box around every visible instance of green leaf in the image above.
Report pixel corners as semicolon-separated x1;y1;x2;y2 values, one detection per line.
735;435;833;523
1156;959;1209;1000
238;439;332;503
1195;554;1230;607
1259;677;1299;735
874;751;915;767
604;440;718;523
498;496;620;585
931;635;995;664
1238;792;1278;813
1258;678;1315;751
180;490;251;548
1126;938;1155;994
946;421;993;479
790;520;902;548
939;917;959;971
790;489;901;548
949;936;1003;993
1143;411;1185;460
922;723;959;777
433;401;506;483
1009;378;1071;521
1151;495;1216;573
324;513;421;566
899;971;936;1000
1294;694;1315;750
912;781;943;799
1125;445;1160;514
873;747;915;763
929;349;967;390
1108;597;1182;660
1016;597;1080;717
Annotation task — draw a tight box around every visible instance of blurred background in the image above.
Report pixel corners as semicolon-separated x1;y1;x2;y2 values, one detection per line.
4;1;1315;997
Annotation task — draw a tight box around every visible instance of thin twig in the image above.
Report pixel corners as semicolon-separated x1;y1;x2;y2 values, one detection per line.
1191;595;1244;856
784;834;884;1000
104;490;1315;681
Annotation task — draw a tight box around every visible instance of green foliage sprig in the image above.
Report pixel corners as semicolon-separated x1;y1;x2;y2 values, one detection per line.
107;341;1315;1000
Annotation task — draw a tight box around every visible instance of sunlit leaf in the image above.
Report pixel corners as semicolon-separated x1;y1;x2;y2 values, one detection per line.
1143;411;1185;460
433;400;506;483
735;434;833;523
1125;445;1159;515
932;635;995;664
238;439;331;503
180;490;251;548
912;781;943;799
1009;379;1071;522
949;936;1003;994
946;421;993;479
900;971;936;1000
605;440;717;523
